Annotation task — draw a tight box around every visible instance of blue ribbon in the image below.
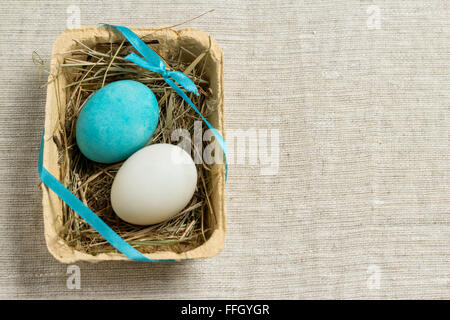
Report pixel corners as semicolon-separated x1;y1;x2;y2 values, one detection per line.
106;25;228;180
38;25;227;262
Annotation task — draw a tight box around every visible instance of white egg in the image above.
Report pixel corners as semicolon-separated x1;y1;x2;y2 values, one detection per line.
110;144;197;225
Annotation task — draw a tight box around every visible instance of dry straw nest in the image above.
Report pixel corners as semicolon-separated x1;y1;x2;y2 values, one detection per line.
35;30;218;256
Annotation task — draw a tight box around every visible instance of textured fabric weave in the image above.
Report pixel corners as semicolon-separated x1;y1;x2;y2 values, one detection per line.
0;0;449;299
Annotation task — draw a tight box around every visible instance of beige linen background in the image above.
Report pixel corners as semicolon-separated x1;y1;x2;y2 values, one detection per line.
0;0;449;299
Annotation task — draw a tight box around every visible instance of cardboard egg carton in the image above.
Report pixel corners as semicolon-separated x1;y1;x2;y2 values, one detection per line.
42;26;226;262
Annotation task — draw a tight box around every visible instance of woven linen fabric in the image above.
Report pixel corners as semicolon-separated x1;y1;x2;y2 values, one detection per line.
0;0;449;299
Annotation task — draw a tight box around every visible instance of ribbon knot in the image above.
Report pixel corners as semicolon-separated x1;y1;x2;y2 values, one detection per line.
161;69;169;79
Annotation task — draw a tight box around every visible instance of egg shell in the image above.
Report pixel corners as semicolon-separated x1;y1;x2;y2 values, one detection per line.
111;144;198;226
76;80;159;163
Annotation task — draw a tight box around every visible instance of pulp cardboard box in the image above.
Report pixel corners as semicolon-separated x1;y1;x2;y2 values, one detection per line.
41;27;226;262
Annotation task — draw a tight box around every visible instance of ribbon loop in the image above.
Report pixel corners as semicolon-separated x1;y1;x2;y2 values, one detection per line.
124;52;162;74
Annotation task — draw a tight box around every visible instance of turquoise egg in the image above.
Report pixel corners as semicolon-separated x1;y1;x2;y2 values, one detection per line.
76;80;159;163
